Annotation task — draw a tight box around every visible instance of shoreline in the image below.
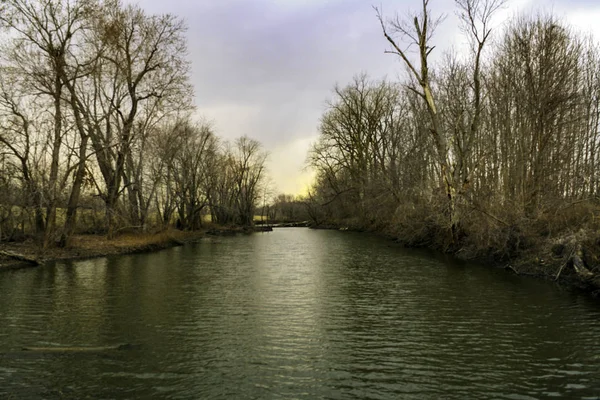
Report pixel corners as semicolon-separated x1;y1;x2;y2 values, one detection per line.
2;224;598;299
310;223;600;298
0;226;266;271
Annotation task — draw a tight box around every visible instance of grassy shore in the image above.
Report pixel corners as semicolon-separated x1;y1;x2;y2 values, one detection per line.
0;227;238;270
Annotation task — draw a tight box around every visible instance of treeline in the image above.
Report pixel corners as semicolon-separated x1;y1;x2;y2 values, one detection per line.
0;0;267;247
308;0;600;262
264;194;310;223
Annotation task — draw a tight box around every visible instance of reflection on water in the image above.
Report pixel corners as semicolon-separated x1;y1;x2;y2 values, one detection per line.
0;228;599;399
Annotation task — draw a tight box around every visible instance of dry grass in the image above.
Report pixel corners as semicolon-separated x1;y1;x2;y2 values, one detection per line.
65;229;205;257
74;230;184;249
0;228;207;269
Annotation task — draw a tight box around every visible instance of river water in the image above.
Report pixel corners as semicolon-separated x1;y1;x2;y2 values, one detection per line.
0;228;599;399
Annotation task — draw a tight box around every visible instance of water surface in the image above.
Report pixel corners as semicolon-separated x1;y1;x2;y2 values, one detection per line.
0;228;599;399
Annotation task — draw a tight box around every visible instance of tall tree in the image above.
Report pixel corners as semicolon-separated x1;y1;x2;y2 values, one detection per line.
87;1;192;236
0;0;96;247
376;0;505;239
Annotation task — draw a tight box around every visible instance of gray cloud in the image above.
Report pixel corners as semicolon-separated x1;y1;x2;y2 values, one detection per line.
129;0;599;194
133;0;412;141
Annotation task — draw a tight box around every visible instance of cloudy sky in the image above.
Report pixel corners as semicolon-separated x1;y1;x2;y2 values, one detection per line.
131;0;600;195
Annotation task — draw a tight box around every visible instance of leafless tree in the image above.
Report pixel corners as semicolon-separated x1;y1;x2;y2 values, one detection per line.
375;0;505;238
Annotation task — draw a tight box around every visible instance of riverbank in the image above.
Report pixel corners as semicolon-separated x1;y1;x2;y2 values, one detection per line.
4;221;598;297
312;221;600;297
0;225;267;270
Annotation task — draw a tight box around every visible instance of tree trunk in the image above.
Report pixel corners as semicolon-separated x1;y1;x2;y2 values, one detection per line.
60;134;89;247
43;74;63;249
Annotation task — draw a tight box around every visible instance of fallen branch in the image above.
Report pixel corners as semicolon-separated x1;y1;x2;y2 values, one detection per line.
0;250;41;265
505;264;520;275
572;244;594;280
554;252;572;281
554;244;596;282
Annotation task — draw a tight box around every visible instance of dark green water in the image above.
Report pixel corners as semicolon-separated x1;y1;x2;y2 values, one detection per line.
0;228;599;399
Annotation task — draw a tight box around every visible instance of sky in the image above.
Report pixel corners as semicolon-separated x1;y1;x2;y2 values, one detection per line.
129;0;600;196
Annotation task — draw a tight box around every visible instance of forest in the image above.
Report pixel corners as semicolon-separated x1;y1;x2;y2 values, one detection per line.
0;0;268;249
306;0;600;286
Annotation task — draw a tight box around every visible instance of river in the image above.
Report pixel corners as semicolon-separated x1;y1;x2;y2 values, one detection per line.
0;228;599;399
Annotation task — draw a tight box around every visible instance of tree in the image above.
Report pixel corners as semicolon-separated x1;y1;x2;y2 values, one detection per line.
0;70;45;234
0;0;98;247
233;136;268;226
84;1;192;236
309;75;422;219
376;0;505;239
169;119;217;230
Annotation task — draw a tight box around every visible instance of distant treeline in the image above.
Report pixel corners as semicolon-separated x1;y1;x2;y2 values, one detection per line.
307;1;600;264
263;194;310;224
0;0;268;247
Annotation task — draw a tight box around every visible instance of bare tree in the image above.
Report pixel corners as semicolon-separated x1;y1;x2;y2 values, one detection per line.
376;0;505;238
170;120;216;230
0;0;98;247
85;1;192;236
0;71;45;234
233;136;268;227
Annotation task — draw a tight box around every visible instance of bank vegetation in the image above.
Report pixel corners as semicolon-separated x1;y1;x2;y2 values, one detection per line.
307;0;600;292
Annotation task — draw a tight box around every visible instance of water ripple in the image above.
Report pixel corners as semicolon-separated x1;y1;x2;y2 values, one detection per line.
0;229;599;399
